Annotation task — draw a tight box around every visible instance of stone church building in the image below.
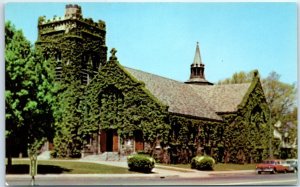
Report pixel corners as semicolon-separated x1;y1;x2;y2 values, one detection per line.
37;4;271;164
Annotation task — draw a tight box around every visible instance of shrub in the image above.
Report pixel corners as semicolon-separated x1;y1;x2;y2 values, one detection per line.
191;155;215;171
127;154;155;173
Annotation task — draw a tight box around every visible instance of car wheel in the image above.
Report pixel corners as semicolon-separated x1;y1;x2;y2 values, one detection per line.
258;171;261;174
271;169;276;174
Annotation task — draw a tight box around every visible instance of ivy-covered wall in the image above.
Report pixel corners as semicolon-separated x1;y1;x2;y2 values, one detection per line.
35;13;108;157
81;54;170;156
221;72;270;163
167;115;224;164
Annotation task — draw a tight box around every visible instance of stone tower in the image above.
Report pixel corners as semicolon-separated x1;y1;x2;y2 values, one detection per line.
35;4;107;84
185;42;213;85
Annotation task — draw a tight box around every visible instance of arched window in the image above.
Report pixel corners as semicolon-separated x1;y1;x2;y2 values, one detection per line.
98;85;124;128
250;105;266;130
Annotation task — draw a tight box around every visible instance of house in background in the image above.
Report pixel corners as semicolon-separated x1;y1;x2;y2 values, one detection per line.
37;4;271;164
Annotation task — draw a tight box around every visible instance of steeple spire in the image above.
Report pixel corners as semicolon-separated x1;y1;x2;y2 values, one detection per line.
185;42;213;85
193;42;203;65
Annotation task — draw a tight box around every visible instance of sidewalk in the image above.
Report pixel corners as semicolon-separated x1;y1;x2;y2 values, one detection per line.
77;160;255;178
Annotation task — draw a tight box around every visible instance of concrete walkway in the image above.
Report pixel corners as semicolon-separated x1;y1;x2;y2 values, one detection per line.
78;160;255;178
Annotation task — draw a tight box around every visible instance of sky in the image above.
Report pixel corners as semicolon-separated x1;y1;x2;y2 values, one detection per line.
4;2;298;84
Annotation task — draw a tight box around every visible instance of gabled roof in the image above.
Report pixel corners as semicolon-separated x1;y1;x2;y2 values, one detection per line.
124;67;251;120
125;67;222;121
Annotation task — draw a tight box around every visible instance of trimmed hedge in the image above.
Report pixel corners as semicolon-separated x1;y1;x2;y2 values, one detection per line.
127;154;155;173
191;155;215;171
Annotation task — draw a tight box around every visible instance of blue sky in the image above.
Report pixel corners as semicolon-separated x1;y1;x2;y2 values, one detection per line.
5;2;297;84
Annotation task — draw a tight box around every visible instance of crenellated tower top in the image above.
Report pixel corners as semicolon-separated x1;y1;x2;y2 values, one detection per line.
36;4;108;84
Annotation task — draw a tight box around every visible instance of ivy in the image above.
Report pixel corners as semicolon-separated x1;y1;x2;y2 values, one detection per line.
222;73;271;163
82;57;170;156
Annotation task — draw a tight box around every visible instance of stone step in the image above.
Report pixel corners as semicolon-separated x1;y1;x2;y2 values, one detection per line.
81;152;127;161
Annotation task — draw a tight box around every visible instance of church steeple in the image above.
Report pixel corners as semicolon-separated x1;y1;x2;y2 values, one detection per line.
193;42;203;66
185;42;213;85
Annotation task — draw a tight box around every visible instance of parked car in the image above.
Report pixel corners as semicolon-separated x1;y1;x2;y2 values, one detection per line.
281;160;296;173
256;159;289;174
286;159;297;172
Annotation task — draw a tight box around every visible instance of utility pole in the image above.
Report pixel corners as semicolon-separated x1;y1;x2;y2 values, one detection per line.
29;154;37;186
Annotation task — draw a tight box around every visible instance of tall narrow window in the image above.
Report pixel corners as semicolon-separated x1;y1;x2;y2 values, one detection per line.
92;54;100;72
81;53;89;84
55;51;62;81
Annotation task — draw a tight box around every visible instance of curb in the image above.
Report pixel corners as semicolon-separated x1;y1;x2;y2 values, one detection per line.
208;170;256;176
6;173;180;179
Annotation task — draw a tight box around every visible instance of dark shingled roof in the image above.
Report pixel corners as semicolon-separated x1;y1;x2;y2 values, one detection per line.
124;67;251;120
189;83;251;113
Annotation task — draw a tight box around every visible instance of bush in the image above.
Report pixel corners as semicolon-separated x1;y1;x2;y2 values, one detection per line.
191;155;215;171
127;154;155;173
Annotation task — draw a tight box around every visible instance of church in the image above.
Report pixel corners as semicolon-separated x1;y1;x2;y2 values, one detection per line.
37;4;271;164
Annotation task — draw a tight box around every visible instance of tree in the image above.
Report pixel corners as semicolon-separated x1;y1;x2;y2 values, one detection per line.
262;72;296;120
262;72;297;158
217;71;254;84
5;21;56;166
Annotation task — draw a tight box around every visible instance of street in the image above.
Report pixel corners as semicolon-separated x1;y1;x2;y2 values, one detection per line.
6;172;298;186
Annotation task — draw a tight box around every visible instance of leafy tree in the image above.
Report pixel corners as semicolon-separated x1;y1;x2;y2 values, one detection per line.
262;72;296;120
217;71;254;84
5;21;56;166
262;72;297;158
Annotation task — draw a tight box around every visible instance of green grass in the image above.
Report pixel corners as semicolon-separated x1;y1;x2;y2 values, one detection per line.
214;163;256;171
158;163;256;171
6;159;136;174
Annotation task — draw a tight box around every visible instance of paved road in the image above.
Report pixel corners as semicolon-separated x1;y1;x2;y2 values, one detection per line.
6;172;298;186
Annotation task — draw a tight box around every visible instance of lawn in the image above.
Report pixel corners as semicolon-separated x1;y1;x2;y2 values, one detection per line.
6;159;135;174
158;163;256;171
214;163;256;171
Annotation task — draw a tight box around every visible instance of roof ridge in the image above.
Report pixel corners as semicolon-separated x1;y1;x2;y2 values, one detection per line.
214;82;251;86
124;66;184;84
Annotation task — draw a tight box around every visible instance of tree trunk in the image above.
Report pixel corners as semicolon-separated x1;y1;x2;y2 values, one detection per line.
7;154;12;172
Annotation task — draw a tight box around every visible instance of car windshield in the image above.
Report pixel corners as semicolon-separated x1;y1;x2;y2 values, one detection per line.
287;160;296;164
263;160;275;164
